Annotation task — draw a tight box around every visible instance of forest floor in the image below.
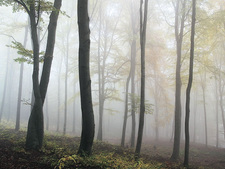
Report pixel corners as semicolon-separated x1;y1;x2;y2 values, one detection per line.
0;125;225;169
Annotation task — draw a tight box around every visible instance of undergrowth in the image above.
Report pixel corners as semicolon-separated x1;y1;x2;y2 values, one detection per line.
55;153;162;169
1;124;225;168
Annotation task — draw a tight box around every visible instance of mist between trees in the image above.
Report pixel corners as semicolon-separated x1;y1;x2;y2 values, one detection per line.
0;0;225;166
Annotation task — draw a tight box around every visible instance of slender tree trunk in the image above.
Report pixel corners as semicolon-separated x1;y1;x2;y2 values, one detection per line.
121;69;131;147
135;0;148;160
184;0;196;166
171;0;186;161
57;59;62;132
201;79;208;147
193;91;197;143
215;78;219;148
170;116;175;142
130;39;136;148
154;70;159;142
97;19;107;141
45;94;49;131
77;0;95;156
0;44;10;122
63;28;70;135
97;99;104;140
218;72;225;139
7;72;13;122
130;0;138;148
73;83;76;133
15;23;29;131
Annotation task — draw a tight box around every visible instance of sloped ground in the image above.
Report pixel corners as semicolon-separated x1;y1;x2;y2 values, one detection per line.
0;126;225;169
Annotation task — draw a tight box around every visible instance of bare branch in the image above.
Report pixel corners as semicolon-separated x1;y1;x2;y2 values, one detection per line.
36;0;41;26
14;0;30;15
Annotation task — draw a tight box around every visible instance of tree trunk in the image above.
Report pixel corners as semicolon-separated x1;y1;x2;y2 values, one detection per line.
26;1;43;150
218;72;225;139
193;91;197;143
201;78;208;147
184;0;196;166
215;78;219;148
171;0;186;161
26;0;62;150
130;0;138;148
154;70;159;142
63;28;70;135
45;94;49;131
130;39;137;148
0;44;10;122
57;59;62;132
73;82;76;133
77;0;95;156
97;98;104;140
135;0;148;160
97;0;102;141
97;16;107;141
15;23;28;131
121;69;131;147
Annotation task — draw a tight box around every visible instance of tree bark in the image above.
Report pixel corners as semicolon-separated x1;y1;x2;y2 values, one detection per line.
45;94;49;131
171;0;186;161
201;74;208;147
26;1;43;150
154;70;159;142
26;0;62;150
73;83;76;133
215;78;219;148
0;42;10;122
193;91;197;143
129;0;139;148
57;58;62;132
135;0;148;160
218;72;225;139
97;0;103;141
77;0;95;156
121;69;131;147
184;0;196;166
130;38;137;148
63;27;71;135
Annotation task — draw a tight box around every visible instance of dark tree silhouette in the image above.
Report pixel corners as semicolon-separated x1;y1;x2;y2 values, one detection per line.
135;0;148;160
12;0;62;150
184;0;196;166
77;0;95;156
171;0;187;161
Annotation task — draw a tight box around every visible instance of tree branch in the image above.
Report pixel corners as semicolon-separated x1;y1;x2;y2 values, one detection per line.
14;0;30;15
36;0;41;26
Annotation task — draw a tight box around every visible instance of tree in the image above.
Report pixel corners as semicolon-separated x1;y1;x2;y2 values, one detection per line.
77;0;95;156
15;21;29;131
95;1;122;141
121;70;131;147
57;56;63;132
135;0;148;160
63;21;72;135
11;0;62;150
0;43;10;122
200;69;208;147
130;0;139;148
171;0;187;161
184;0;196;166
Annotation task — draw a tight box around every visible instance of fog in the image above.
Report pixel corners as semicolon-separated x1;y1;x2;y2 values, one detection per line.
0;0;225;150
